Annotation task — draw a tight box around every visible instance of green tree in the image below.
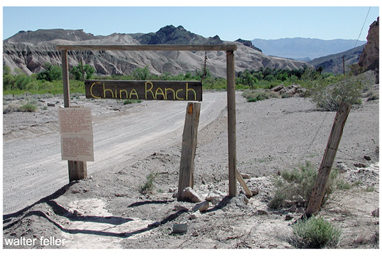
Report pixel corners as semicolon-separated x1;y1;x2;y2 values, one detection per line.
277;72;288;81
3;66;15;91
243;70;258;88
3;65;12;75
14;74;32;90
70;61;96;81
264;74;275;81
253;71;263;80
37;63;62;81
132;66;150;80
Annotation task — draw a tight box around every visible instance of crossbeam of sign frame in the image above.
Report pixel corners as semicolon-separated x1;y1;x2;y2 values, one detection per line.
85;80;203;101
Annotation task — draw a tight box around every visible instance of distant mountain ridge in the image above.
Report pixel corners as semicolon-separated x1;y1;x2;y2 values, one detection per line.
4;29;101;44
251;37;367;60
308;44;365;74
3;25;310;77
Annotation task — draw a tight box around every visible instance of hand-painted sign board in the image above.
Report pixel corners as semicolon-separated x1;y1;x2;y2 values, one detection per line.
85;80;203;101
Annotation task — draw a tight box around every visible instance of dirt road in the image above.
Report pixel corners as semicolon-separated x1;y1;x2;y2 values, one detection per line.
3;92;228;214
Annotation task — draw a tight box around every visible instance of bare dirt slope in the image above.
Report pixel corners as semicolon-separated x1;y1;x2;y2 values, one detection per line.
3;89;379;249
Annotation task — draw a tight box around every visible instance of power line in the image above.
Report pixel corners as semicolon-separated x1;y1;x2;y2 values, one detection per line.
354;6;371;48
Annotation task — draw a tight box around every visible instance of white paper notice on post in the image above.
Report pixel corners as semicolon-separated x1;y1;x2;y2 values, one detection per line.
61;134;94;161
58;106;93;134
58;107;94;161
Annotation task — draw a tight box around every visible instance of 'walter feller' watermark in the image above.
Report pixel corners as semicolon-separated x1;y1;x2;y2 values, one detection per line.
4;236;66;247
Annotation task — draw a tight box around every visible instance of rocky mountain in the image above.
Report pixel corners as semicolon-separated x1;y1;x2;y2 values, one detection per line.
251;37;367;60
132;25;223;45
308;44;365;74
308;17;379;76
358;17;379;72
234;38;262;52
3;25;310;78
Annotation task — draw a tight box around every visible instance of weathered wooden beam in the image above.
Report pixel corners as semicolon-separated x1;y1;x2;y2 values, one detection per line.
227;50;237;197
305;102;351;216
56;44;237;52
178;102;201;201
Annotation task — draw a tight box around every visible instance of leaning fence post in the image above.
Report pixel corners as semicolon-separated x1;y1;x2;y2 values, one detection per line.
178;102;201;201
305;102;351;217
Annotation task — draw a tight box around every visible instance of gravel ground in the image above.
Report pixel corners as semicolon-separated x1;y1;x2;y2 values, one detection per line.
3;80;379;249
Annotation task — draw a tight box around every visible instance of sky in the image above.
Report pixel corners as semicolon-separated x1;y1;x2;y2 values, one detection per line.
1;2;380;44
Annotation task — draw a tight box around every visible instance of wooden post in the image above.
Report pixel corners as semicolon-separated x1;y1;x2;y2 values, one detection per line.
178;102;201;200
61;50;87;182
227;50;237;197
61;50;70;108
68;161;87;181
305;102;351;216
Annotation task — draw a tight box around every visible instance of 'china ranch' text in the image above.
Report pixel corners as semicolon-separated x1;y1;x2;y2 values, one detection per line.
85;80;202;101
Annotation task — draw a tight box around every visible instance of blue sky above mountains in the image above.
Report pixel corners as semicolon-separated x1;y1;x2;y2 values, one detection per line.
3;5;379;41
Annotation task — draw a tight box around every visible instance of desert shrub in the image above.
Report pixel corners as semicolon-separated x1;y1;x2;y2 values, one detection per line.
3;103;21;114
365;186;375;192
39;81;55;90
123;99;141;105
268;161;338;209
123;100;134;105
19;102;38;112
335;180;352;190
26;81;39;91
291;216;341;248
139;172;158;195
309;74;365;111
242;89;279;102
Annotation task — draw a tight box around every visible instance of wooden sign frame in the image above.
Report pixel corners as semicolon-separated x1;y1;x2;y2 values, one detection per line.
57;44;238;197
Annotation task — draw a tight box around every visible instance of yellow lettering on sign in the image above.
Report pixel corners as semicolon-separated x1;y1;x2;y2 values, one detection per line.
119;89;128;99
114;87;119;99
145;81;154;99
88;81;200;101
186;83;197;100
130;89;139;99
165;88;175;100
90;82;101;99
103;84;114;98
176;89;184;100
155;87;166;99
